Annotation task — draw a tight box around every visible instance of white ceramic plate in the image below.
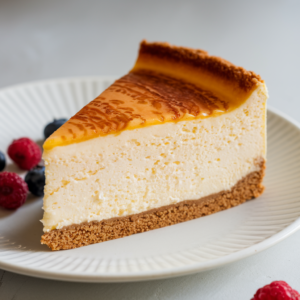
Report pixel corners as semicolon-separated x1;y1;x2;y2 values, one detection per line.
0;77;300;283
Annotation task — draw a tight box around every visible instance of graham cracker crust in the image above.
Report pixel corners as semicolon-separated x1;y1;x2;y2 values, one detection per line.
41;161;265;251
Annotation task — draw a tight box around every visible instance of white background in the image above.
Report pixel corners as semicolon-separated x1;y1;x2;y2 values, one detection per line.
0;0;300;299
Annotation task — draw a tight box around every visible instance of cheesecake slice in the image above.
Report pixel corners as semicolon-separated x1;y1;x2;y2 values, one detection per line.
41;41;268;250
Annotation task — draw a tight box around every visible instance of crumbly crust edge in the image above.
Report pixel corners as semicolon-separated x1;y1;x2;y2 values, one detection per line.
41;159;265;251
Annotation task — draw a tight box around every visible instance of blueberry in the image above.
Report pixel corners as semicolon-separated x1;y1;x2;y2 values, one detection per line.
0;151;6;171
44;118;67;139
25;166;45;197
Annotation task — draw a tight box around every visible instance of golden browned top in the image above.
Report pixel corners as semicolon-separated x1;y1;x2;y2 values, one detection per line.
44;41;264;150
138;41;263;92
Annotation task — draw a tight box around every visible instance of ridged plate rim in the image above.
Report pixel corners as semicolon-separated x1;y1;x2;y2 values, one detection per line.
0;77;299;282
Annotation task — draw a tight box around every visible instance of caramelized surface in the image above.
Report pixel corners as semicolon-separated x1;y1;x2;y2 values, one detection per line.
44;41;263;150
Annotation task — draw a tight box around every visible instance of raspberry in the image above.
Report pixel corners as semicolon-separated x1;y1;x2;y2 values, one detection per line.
0;172;28;209
8;138;42;170
252;281;300;300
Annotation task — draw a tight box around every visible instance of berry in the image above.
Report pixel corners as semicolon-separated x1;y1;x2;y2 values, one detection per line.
8;138;42;170
44;118;67;139
0;151;6;171
25;166;45;197
252;281;300;300
0;172;28;209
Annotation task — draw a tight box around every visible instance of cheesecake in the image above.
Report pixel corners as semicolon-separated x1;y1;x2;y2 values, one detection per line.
41;41;268;250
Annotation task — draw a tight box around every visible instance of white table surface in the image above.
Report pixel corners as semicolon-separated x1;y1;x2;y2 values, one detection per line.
0;0;300;299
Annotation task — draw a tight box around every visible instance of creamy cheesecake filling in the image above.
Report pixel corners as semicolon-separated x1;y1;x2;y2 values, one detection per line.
42;85;267;232
41;167;265;250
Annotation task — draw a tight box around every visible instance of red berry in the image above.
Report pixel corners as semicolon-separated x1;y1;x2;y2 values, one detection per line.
0;172;28;209
8;138;42;170
252;281;300;300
